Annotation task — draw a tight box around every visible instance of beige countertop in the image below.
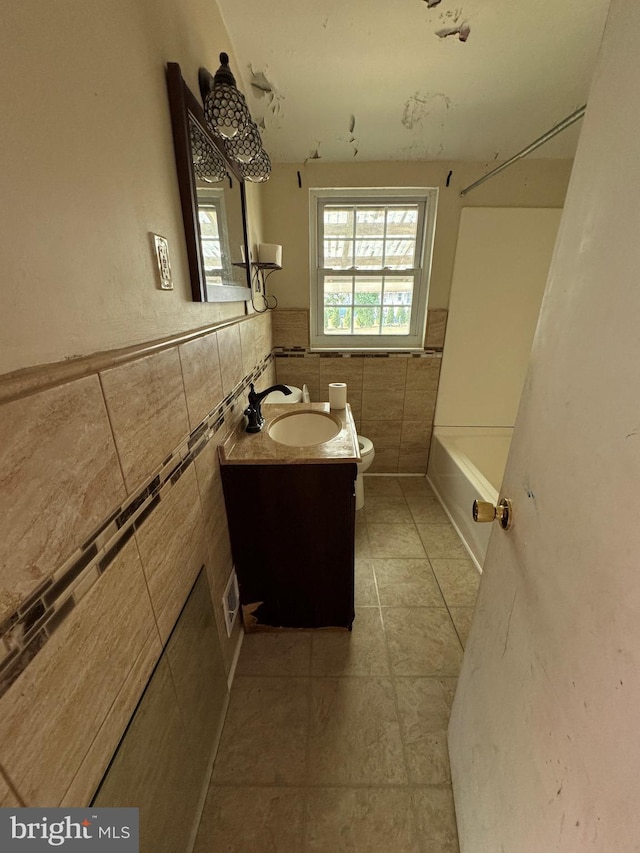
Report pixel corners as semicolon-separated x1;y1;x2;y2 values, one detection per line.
219;402;361;465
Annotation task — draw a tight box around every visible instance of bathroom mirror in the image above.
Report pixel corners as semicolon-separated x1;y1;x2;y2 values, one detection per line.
166;62;251;303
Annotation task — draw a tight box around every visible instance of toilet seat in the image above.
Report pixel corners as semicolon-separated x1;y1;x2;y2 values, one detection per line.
355;435;375;510
358;435;374;458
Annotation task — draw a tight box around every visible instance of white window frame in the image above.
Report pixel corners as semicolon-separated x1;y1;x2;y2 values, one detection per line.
309;187;438;350
196;187;233;299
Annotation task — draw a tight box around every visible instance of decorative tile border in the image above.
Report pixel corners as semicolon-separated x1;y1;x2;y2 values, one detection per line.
273;348;442;358
0;314;265;406
0;353;273;700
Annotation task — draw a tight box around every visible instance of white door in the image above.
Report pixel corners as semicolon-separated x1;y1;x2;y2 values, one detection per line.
448;1;640;851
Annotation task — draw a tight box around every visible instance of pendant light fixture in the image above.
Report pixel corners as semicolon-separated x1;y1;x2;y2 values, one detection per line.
224;119;263;164
199;54;272;182
202;53;251;140
237;149;272;183
189;119;227;183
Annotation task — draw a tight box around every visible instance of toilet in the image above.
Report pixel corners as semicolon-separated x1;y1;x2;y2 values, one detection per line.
262;384;310;403
355;435;375;511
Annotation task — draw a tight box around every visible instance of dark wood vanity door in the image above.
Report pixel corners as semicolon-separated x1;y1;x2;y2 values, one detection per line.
221;463;356;630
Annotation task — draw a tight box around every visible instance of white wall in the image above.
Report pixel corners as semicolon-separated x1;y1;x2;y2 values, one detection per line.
435;207;562;427
259;160;572;312
0;0;257;375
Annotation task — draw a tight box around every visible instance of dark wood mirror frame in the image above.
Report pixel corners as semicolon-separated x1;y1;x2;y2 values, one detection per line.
166;61;252;303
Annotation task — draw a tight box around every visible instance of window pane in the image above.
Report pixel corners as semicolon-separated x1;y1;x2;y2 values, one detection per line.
323;239;353;269
383;277;414;305
354;277;383;305
384;239;416;268
199;209;220;238
354;239;384;268
323;207;354;239
386;207;419;238
353;306;381;334
382;306;411;335
355;207;385;238
324;306;352;334
201;240;222;264
325;276;353;308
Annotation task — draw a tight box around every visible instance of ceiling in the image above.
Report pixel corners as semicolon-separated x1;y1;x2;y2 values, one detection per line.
216;0;610;163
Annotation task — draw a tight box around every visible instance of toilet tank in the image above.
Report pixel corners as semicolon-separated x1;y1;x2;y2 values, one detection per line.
262;384;303;403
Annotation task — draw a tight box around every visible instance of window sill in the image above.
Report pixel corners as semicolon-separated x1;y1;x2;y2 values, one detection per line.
309;346;427;354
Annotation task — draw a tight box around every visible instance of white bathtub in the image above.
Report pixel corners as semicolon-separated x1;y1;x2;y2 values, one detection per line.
427;427;513;570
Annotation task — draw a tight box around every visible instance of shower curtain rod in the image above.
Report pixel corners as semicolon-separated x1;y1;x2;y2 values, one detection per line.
459;104;587;197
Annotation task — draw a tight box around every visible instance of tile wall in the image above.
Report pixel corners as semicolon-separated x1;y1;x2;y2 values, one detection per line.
94;569;228;851
0;766;20;807
273;309;447;474
0;310;275;808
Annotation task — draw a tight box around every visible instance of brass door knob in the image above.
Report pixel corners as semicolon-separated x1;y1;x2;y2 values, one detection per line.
472;498;513;530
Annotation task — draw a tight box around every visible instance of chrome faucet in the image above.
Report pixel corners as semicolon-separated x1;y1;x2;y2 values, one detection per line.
244;383;292;433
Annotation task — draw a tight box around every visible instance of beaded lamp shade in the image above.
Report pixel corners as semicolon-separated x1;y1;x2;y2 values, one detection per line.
203;53;251;140
224;119;263;164
189;120;227;183
237;149;272;183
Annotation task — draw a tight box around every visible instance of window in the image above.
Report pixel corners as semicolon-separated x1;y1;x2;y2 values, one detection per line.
196;188;233;298
310;188;437;349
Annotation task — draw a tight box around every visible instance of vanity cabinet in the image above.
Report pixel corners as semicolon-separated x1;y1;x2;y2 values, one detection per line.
221;462;357;630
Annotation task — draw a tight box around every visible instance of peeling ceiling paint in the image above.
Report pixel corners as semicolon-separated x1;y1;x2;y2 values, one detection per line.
436;21;470;41
216;0;611;163
249;68;274;96
304;144;322;165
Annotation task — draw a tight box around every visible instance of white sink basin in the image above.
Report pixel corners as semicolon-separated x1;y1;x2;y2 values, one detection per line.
268;411;341;447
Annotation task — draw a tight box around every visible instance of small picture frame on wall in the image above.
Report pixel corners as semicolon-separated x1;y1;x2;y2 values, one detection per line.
152;233;173;290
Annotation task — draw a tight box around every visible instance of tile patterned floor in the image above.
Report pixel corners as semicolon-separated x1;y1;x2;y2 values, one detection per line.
194;476;480;853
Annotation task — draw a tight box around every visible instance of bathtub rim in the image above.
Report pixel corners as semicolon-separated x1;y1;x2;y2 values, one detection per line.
427;427;512;573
